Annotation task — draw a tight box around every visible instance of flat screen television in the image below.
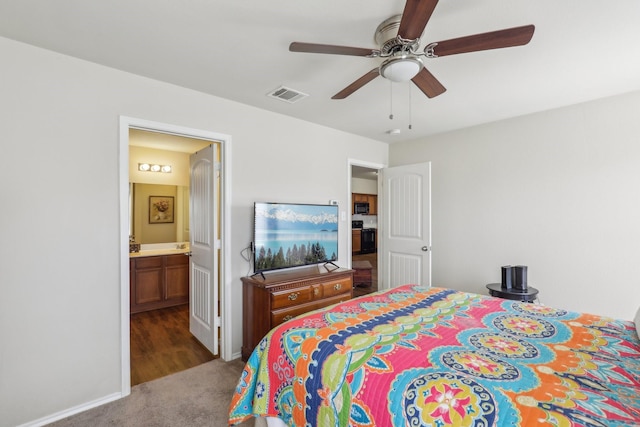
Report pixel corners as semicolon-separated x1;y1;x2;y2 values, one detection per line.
253;202;339;274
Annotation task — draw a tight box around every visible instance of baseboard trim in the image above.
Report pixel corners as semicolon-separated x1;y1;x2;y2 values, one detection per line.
16;392;123;427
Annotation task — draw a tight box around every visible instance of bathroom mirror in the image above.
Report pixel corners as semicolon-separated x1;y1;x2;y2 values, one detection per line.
130;183;190;244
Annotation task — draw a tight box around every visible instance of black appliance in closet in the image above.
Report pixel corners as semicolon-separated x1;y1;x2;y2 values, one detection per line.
360;228;376;253
352;221;376;254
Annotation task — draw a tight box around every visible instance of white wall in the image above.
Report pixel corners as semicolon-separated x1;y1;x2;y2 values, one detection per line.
0;37;387;427
352;177;377;194
390;91;640;321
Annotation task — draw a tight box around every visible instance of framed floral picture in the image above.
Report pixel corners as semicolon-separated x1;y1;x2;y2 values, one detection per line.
149;196;174;224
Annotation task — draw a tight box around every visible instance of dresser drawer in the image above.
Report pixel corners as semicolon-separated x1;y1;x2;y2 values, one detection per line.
317;293;352;310
272;293;351;326
271;301;318;326
321;278;352;298
241;267;354;362
271;286;313;309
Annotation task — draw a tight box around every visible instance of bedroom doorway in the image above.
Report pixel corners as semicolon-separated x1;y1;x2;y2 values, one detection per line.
350;161;382;296
379;162;432;288
119;117;232;395
128;129;215;385
128;129;217;385
349;160;432;291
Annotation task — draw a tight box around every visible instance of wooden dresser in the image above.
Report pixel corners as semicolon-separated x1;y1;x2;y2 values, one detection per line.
241;266;354;361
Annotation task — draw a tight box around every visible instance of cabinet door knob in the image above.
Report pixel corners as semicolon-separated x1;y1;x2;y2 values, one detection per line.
282;315;294;322
334;283;342;291
288;292;299;301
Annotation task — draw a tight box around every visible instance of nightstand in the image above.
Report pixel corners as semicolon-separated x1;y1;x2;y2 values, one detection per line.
352;260;372;287
486;283;539;303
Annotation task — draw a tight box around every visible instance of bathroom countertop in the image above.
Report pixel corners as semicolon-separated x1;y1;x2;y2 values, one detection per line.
129;248;190;258
129;243;190;258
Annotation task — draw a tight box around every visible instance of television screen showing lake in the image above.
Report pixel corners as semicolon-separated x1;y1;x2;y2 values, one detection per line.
253;203;339;272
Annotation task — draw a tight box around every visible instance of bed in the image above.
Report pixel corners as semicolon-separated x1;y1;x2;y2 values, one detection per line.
228;285;640;426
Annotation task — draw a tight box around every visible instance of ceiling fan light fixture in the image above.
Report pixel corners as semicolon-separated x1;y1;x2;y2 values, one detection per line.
380;56;423;82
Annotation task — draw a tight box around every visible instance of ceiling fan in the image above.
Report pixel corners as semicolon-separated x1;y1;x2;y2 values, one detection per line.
289;0;535;99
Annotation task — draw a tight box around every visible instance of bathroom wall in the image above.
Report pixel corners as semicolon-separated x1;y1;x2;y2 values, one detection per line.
132;183;177;244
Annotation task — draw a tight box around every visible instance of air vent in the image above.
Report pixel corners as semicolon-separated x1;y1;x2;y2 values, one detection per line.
267;86;309;103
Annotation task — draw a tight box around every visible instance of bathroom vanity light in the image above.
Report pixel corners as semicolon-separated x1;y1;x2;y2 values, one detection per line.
138;163;172;173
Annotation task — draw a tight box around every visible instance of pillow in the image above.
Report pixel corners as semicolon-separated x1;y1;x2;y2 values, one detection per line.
635;306;640;338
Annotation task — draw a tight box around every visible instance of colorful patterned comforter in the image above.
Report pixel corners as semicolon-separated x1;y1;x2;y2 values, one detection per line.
229;285;640;426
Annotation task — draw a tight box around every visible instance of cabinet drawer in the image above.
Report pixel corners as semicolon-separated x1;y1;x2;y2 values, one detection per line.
166;253;189;266
317;293;352;311
271;301;318;326
272;293;352;327
321;278;352;298
135;256;163;269
271;286;312;309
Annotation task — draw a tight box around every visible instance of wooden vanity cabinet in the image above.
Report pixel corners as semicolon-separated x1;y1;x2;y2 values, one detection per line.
165;254;190;300
241;266;354;361
130;254;189;313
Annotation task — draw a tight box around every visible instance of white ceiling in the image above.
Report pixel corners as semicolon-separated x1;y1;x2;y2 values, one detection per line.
352;165;379;181
2;0;640;144
129;128;211;153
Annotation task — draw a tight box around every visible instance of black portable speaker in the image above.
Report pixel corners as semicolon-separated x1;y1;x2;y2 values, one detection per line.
513;265;528;290
501;266;513;289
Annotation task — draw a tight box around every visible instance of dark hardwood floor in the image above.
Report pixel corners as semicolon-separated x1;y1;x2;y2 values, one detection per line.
130;304;215;386
352;252;378;298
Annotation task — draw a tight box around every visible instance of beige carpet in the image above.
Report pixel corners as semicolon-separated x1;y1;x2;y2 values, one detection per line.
47;358;254;427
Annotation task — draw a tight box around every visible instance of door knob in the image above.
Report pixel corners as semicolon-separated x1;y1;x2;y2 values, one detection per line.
421;246;429;252
185;251;192;257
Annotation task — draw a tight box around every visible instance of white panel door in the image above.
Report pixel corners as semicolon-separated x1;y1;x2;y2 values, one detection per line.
189;145;219;355
380;162;431;288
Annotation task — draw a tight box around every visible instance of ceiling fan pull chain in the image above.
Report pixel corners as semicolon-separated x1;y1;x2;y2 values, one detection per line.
389;81;394;120
408;84;413;130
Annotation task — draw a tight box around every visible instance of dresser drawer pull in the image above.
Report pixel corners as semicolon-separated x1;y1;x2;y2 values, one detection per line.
333;283;342;291
313;288;320;296
282;315;294;322
288;292;299;301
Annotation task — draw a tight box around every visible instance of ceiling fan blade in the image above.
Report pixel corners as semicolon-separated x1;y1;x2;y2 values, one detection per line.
430;25;535;57
332;69;380;99
289;42;376;57
398;0;440;40
411;68;446;98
